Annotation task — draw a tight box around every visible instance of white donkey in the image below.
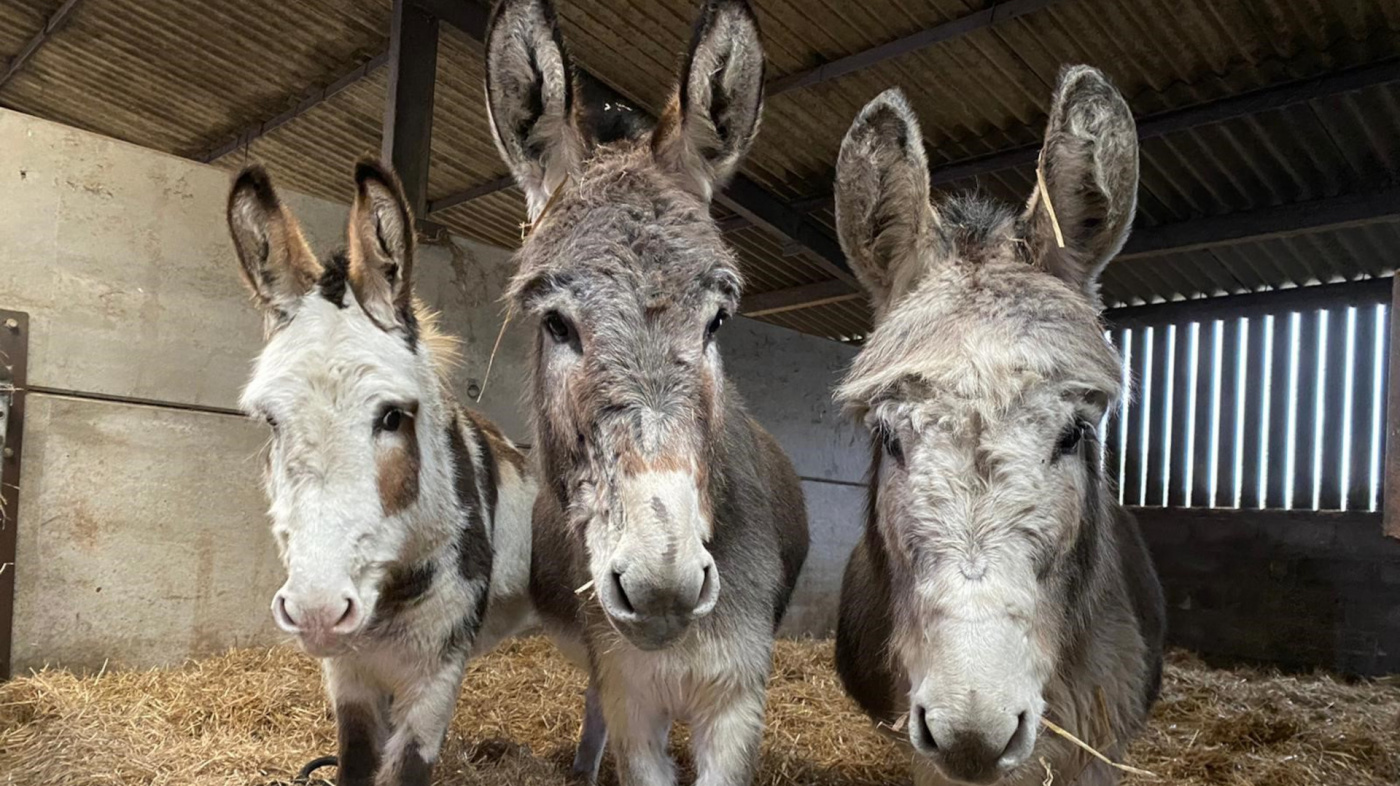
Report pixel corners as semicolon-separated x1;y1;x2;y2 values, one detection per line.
228;160;537;786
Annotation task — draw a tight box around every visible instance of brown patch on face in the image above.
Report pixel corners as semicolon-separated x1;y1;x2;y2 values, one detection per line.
617;449;717;524
377;416;421;516
619;449;692;476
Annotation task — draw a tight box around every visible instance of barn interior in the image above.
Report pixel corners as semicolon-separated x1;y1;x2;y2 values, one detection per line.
1;0;1399;784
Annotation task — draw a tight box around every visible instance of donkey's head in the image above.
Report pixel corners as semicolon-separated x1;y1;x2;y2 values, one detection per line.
230;161;455;657
836;68;1137;784
486;0;763;650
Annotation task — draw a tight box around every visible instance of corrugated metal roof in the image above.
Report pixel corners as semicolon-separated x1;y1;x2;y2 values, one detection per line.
2;0;1397;342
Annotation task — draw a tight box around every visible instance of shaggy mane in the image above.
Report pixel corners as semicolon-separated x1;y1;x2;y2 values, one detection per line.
413;297;463;383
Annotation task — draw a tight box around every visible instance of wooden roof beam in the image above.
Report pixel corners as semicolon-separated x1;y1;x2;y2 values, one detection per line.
1117;187;1400;261
0;0;88;92
411;0;489;41
198;52;389;163
382;0;440;213
743;58;1400;224
1103;276;1392;330
741;279;861;317
734;59;1400;313
197;0;474;164
749;186;1400;317
766;0;1060;96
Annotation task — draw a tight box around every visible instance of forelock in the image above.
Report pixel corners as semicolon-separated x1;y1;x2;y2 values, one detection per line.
507;142;742;310
839;259;1120;417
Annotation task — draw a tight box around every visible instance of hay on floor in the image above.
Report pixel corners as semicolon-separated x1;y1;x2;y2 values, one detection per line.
1;638;1397;786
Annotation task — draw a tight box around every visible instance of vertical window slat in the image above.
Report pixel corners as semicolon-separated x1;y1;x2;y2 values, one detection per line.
1291;311;1322;510
1266;313;1295;509
1373;305;1390;512
1240;317;1268;509
1215;318;1243;509
1343;308;1374;511
1146;326;1175;507
1169;323;1196;507
1125;327;1153;507
1190;322;1216;506
1107;328;1130;503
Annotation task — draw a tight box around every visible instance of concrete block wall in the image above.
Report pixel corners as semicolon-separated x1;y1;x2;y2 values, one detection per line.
0;109;867;671
1137;507;1400;676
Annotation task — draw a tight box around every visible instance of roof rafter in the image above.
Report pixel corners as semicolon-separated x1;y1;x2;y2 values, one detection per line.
738;58;1400;314
196;0;465;164
748;185;1400;320
198;52;389;163
431;0;1067;221
0;0;88;92
766;0;1060;96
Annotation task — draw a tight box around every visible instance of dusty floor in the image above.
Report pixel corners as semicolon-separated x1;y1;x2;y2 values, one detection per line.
1;637;1397;786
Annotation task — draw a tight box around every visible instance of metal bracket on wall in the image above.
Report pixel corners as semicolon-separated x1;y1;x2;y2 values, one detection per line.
0;309;28;680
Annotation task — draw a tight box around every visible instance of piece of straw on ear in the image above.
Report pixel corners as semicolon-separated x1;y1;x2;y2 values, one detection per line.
1035;149;1067;249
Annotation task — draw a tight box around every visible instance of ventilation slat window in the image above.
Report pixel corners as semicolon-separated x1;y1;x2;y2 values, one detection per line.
1105;297;1390;512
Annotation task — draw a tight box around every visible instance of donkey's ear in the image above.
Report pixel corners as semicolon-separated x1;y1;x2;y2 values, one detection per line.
227;166;322;315
485;0;585;221
1024;65;1138;302
651;0;764;200
835;89;935;318
347;158;416;331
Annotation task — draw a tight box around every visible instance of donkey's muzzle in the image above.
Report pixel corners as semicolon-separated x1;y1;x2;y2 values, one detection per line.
272;586;365;658
598;555;720;650
910;703;1034;785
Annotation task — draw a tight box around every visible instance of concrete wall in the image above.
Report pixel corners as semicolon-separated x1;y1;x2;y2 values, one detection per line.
1;109;866;671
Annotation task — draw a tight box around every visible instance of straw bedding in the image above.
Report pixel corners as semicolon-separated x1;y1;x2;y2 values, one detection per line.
1;638;1397;786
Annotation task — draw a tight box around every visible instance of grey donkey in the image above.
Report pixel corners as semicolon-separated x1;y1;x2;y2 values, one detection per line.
483;1;810;785
832;67;1166;786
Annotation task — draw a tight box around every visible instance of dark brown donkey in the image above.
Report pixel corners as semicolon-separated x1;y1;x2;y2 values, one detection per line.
484;0;809;784
833;68;1166;786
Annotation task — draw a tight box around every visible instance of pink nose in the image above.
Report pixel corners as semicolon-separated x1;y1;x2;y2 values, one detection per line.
272;590;363;652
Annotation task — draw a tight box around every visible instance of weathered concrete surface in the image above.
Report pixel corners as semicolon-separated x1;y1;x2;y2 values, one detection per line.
13;394;279;671
1;109;868;667
780;480;866;636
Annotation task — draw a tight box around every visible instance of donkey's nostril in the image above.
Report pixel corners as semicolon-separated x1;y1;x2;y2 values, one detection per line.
692;562;720;617
609;569;635;615
272;593;298;630
1000;711;1033;762
332;595;361;632
913;704;937;753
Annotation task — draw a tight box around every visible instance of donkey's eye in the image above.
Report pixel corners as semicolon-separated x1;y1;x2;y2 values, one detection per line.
875;422;904;466
1056;421;1088;457
706;308;729;341
377;407;405;434
543;311;574;344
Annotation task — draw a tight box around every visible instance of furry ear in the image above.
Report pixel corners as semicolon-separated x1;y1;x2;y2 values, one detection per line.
834;89;936;318
1024;65;1139;302
346;158;416;332
651;0;765;200
485;0;585;221
227;166;322;318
